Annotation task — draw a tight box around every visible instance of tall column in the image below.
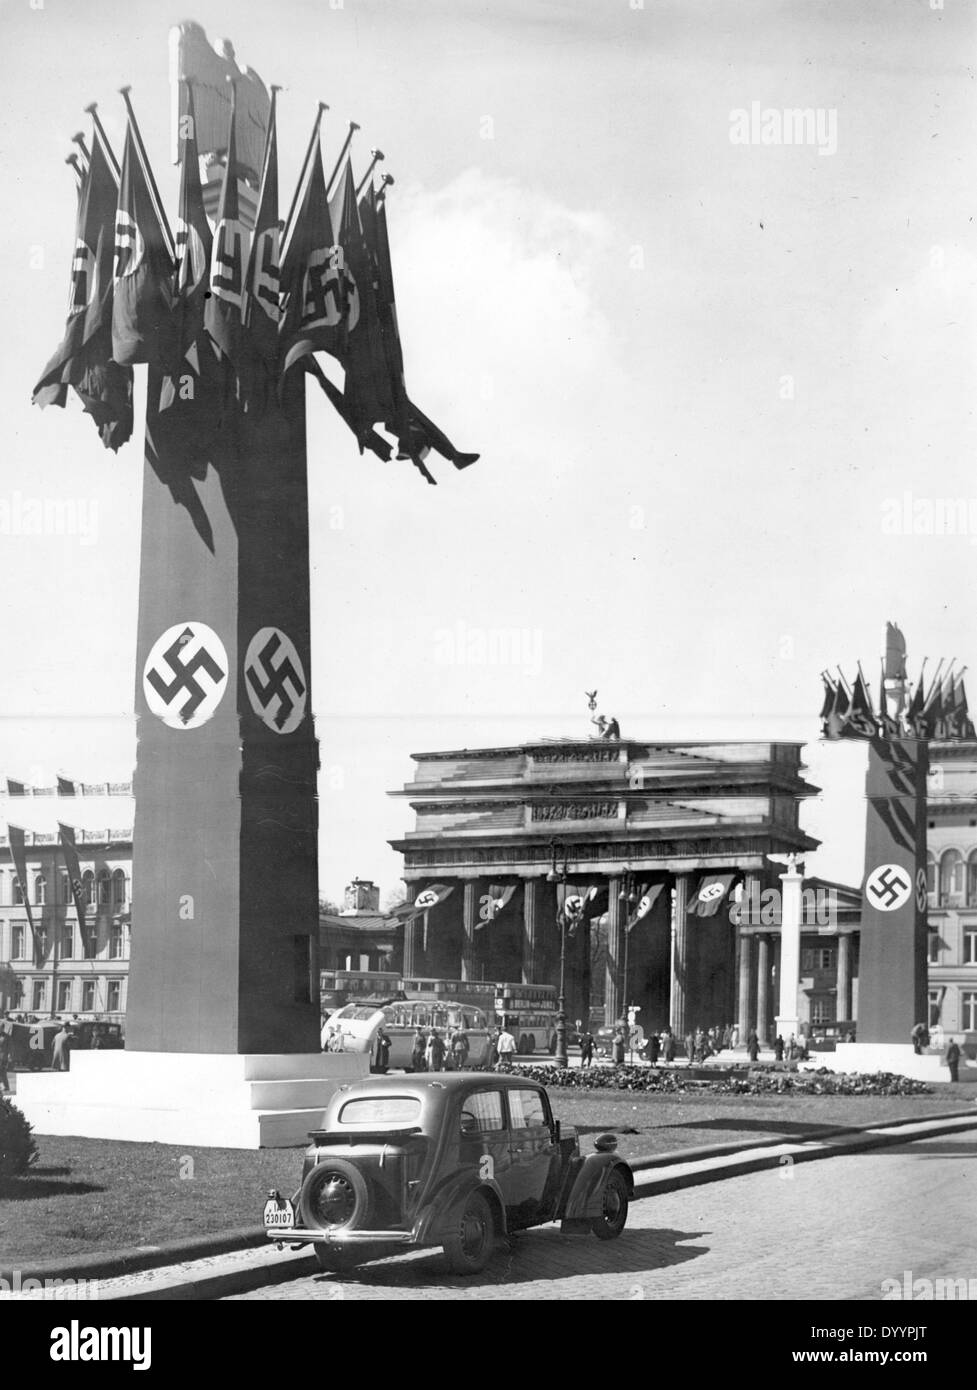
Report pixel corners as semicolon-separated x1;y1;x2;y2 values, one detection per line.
836;932;851;1022
522;878;540;984
775;858;803;1043
603;875;622;1023
461;880;478;982
402;914;418;978
736;929;752;1044
669;874;689;1035
756;934;771;1043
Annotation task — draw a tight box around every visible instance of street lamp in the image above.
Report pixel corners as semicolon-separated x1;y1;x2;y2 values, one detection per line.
546;840;573;1068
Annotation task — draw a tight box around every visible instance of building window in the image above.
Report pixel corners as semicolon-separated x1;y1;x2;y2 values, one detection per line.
968;852;977;908
34;875;46;906
964;931;977;966
939;849;964;907
12;978;24;1006
83;927;98;960
107;980;122;1012
60;923;74;960
61;873;72;905
112;869;127;905
81;980;95;1012
929;990;943;1029
97;871;112;906
82;870;95;906
57;979;72;1013
928;934;942;964
11;923;27;960
962;992;977;1032
811;995;835;1024
32;979;46;1012
12;877;24;906
109;921;124;960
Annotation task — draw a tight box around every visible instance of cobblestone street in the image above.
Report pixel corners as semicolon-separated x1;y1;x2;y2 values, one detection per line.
224;1127;977;1301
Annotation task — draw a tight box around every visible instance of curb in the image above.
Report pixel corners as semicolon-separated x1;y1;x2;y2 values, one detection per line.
4;1106;974;1288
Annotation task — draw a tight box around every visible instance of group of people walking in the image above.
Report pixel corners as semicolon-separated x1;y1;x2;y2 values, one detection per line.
407;1024;473;1073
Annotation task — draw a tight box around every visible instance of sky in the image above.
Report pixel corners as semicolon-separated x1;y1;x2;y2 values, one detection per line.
0;0;975;902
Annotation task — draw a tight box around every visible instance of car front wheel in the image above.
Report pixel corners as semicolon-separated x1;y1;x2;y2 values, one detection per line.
590;1170;629;1241
443;1191;496;1274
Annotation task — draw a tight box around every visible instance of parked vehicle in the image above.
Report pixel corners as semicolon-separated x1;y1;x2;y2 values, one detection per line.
263;1072;634;1274
326;999;493;1070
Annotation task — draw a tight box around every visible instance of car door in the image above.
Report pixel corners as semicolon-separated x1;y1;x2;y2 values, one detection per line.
458;1087;512;1190
505;1087;560;1226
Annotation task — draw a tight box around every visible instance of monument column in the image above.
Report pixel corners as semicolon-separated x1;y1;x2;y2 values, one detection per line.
461;879;478;982
774;857;803;1044
836;932;851;1022
736;929;752;1042
756;933;771;1044
669;874;689;1035
603;875;622;1023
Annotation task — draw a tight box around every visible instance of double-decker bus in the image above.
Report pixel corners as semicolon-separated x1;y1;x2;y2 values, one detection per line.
493;981;560;1055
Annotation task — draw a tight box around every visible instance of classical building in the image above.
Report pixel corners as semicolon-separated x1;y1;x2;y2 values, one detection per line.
0;784;132;1021
318;878;402;975
388;739;819;1033
925;739;977;1043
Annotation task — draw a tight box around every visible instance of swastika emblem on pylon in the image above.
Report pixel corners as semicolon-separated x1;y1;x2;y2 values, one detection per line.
244;627;307;735
915;867;928;914
865;863;912;913
143;622;228;730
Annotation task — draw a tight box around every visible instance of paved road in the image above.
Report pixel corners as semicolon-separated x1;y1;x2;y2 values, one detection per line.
224;1127;977;1302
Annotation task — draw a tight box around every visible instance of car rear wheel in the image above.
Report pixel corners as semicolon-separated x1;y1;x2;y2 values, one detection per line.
590;1170;629;1241
443;1191;496;1274
300;1159;370;1234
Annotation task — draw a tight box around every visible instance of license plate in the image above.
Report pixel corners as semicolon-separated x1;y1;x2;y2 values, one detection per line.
263;1198;295;1230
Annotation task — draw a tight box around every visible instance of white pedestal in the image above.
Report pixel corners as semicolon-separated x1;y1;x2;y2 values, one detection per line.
775;1016;799;1046
829;1043;951;1083
13;1050;370;1148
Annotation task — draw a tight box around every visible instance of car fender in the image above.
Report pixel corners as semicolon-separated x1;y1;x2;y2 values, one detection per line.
562;1154;633;1220
417;1171;509;1243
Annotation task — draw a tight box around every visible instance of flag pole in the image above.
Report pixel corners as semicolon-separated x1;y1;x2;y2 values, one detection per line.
835;666;852;695
923;658;945;709
282;102;329;253
65;153;83;185
118;87;176;261
71;131;90;171
84;102;121;181
378;171;395;201
325;120;360;199
355;148;384;198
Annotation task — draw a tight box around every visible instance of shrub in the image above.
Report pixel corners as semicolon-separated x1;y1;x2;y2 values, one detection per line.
505;1063;932;1098
0;1096;39;1179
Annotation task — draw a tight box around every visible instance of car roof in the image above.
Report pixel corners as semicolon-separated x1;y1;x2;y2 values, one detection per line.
336;1072;543;1098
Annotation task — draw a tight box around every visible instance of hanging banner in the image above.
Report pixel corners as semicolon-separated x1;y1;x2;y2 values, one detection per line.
688;872;737;918
556;882;586;937
476;883;517;930
7;825;42;965
627;881;666;934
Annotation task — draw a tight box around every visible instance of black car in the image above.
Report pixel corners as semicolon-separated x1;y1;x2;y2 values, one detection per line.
264;1072;633;1275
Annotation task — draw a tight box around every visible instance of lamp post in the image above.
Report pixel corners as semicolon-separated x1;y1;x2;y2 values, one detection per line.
546;841;573;1068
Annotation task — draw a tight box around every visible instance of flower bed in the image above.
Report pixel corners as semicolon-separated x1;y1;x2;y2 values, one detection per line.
507;1063;932;1097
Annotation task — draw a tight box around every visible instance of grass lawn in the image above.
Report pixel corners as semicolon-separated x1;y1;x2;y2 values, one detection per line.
1;1084;973;1268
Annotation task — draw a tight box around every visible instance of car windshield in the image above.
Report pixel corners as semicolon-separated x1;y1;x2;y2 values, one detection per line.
336;1006;382;1022
338;1096;422;1126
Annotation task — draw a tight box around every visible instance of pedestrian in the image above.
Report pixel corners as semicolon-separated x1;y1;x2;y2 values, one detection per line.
747;1027;759;1063
612;1027;625;1065
579;1029;595;1066
910;1022;929;1056
648;1031;660;1065
774;1035;784;1063
787;1034;800;1067
694;1027;705;1063
374;1027;391;1074
451;1025;470;1071
662;1028;676;1064
944;1037;961;1083
722;1024;732;1050
410;1027;427;1072
52;1022;72;1072
684;1030;695;1066
91;1024;103;1050
426;1028;445;1073
487;1027;501;1070
496;1026;517;1071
